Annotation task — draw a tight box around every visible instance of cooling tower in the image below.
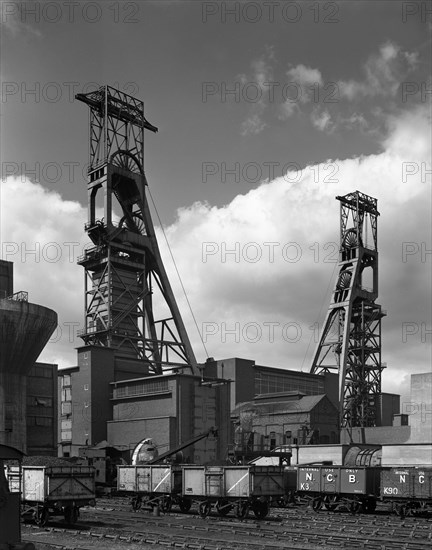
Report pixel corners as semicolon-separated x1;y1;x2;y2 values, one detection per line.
0;260;57;451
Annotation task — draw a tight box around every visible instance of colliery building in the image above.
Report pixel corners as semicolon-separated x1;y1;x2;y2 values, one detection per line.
3;87;430;466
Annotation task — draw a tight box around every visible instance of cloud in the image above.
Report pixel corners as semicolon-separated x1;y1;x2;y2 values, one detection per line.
287;64;323;98
0;3;43;38
237;47;274;136
0;177;88;366
310;108;333;132
240;114;267;136
159;104;431;396
338;41;418;100
278;64;323;120
1;105;430;400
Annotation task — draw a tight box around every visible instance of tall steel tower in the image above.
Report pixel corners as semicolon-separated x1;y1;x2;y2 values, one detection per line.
310;191;385;429
76;86;198;376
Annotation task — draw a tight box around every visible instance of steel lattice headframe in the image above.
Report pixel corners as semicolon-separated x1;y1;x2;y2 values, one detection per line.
310;190;386;430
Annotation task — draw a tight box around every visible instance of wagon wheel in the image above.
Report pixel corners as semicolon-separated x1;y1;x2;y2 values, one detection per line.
323;495;339;511
312;497;323;512
131;496;142;511
253;500;269;519
343;228;361;249
336;269;352;290
34;506;49;527
349;499;361;514
216;499;231;517
199;501;211;518
110;150;144;175
178;497;192;513
395;503;410;518
276;495;287;508
159;496;172;513
235;500;249;520
64;505;79;525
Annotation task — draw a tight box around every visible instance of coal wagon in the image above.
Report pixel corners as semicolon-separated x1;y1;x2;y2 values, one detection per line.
182;465;285;518
117;464;188;512
296;465;380;513
380;466;432;516
7;464;95;526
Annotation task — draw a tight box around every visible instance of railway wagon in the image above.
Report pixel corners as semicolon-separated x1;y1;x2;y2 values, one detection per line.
7;465;95;526
296;466;380;513
380;467;432;516
182;465;285;518
117;465;188;512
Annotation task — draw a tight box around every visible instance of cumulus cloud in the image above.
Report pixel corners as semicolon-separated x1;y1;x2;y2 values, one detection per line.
1;105;430;399
0;177;88;366
160;104;431;396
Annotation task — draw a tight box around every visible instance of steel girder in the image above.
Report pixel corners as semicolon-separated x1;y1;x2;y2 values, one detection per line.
77;86;198;376
310;191;385;429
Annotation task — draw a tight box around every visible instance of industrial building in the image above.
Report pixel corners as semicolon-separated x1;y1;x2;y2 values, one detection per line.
340;371;432;446
57;86;231;463
57;87;428;463
202;357;339;410
232;392;339;449
58;350;231;462
0;259;57;453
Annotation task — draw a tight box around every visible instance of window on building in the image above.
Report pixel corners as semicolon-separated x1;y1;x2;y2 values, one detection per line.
61;402;72;415
62;374;71;387
61;431;72;441
62;388;71;402
269;431;276;450
61;419;72;431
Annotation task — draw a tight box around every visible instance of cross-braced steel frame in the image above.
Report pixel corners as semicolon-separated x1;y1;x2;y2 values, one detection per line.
76;86;199;376
310;191;386;429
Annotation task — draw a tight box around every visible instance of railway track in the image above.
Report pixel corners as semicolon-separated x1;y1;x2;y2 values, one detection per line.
22;498;432;550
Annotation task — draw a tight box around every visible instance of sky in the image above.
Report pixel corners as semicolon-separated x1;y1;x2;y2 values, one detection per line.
0;0;431;405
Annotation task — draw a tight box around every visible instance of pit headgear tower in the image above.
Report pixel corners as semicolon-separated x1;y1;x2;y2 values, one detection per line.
76;86;198;376
310;191;385;429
